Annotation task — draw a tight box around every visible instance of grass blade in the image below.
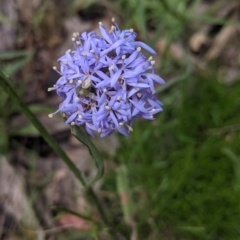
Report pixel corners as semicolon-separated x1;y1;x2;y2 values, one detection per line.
0;49;33;60
0;65;87;187
116;165;134;224
71;126;104;185
135;0;148;42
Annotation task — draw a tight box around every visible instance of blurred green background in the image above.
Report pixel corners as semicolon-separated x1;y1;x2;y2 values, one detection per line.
1;0;240;239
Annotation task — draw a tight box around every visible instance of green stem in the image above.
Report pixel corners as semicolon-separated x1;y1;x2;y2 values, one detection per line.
0;67;118;239
71;126;104;185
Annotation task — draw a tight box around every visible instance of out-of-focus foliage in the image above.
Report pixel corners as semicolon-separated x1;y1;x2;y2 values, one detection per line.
113;72;240;239
1;0;240;239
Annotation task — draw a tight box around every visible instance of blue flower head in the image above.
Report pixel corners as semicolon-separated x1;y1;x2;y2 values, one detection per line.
49;18;165;137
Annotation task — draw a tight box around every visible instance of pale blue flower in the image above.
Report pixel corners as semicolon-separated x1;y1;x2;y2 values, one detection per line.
49;19;164;137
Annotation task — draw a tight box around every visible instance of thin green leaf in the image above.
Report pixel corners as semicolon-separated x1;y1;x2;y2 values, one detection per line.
116;165;134;224
5;59;30;76
4;49;35;76
222;148;240;191
159;0;187;23
135;0;148;42
0;66;87;187
53;206;94;222
156;62;193;93
0;50;32;60
71;126;104;185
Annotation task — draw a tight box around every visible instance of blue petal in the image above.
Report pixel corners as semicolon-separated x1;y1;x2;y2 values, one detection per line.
146;73;165;84
85;125;95;137
65;112;78;124
117;126;129;136
132;41;157;55
132;107;140;116
111;70;122;87
110;111;119;127
99;24;113;44
129;99;148;113
124;50;139;66
127;83;149;88
100;39;126;56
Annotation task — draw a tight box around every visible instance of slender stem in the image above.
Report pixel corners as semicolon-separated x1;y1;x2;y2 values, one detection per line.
71;126;104;185
0;68;118;239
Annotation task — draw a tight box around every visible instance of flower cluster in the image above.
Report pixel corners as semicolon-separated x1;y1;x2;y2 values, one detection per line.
49;19;164;137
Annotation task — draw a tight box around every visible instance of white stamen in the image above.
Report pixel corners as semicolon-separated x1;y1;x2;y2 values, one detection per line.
108;65;114;71
47;87;54;92
151;108;156;112
88;93;95;99
117;96;121;101
98;128;102;133
109;26;115;32
62;113;66;117
151;61;155;65
126;124;133;132
70;122;75;125
148;56;153;61
137;93;142;98
69;79;73;84
119;122;124;126
52;66;57;71
90;50;94;53
82;79;91;89
130;28;134;32
103;88;107;93
122;55;126;60
111;17;115;22
78;80;82;84
63;61;68;65
137;47;141;52
75;97;80;101
78;115;82;119
67;49;71;53
72;38;76;42
105;105;111;111
76;41;80;45
48;114;53;118
73;32;79;38
99;22;103;26
82;52;87;56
